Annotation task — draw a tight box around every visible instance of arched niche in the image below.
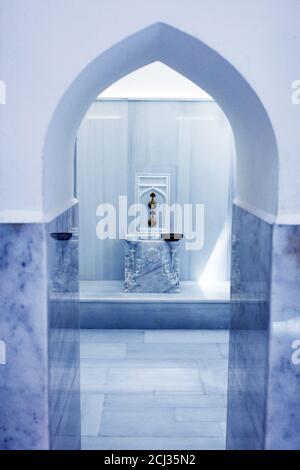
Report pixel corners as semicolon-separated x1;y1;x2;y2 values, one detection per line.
43;22;278;219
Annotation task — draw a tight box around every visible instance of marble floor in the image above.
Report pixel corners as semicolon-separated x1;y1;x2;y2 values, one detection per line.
80;329;229;450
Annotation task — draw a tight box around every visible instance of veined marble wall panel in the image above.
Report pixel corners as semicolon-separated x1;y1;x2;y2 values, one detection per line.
47;205;81;450
0;207;80;449
266;225;300;449
226;205;272;450
0;224;49;449
227;206;300;450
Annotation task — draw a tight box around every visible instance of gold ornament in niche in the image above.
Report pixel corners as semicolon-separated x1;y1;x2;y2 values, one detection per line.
148;192;157;227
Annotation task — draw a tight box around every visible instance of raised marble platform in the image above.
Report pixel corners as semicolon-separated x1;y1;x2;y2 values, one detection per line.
80;281;230;330
125;238;181;293
81;280;230;303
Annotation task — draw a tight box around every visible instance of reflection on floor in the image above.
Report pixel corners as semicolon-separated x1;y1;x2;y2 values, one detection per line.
80;329;229;450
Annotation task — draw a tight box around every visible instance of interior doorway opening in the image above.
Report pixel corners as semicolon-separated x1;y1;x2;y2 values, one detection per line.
77;62;234;450
42;22;278;451
76;62;235;308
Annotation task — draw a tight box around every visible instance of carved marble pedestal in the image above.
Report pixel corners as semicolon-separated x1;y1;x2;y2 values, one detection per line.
125;238;181;293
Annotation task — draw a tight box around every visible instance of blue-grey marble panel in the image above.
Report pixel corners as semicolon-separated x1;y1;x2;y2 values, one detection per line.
47;205;81;450
0;206;80;450
0;224;49;449
266;225;300;449
80;301;230;329
226;205;272;450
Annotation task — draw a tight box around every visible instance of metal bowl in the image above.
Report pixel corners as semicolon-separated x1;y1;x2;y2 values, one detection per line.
161;233;184;241
50;232;73;241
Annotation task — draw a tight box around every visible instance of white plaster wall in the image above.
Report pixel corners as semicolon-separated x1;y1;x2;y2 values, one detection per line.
0;0;300;221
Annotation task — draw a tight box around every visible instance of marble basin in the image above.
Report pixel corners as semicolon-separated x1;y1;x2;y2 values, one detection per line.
124;235;182;293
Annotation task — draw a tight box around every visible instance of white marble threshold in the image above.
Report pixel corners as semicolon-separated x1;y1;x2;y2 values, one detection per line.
80;281;230;303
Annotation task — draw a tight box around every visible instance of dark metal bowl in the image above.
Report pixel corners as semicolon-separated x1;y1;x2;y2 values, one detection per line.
50;232;73;241
161;233;184;241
